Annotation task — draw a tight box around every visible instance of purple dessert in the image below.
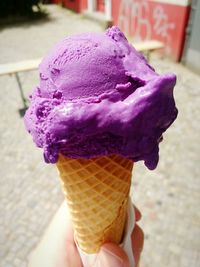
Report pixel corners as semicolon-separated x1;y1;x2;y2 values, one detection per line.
24;26;178;170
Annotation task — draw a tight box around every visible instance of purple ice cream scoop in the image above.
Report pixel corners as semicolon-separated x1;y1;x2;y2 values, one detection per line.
24;26;178;170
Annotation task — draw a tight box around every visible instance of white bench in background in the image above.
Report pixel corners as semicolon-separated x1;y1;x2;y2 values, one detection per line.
0;58;41;76
0;58;41;115
133;40;164;60
0;40;163;115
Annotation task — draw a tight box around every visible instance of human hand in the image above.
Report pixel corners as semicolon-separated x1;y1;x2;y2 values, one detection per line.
29;202;144;267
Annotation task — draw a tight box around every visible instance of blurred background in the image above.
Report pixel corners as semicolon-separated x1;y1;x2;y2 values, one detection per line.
0;0;200;267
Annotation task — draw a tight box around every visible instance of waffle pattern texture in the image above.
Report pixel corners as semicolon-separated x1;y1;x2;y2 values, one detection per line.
56;154;133;253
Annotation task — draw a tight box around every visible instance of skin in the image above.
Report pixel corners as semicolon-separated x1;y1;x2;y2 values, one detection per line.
29;202;144;267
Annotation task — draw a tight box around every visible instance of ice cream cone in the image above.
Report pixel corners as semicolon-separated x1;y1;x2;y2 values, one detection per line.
56;154;133;253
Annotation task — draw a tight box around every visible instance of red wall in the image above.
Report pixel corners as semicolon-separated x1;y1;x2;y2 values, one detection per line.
62;0;87;13
51;0;62;3
62;0;80;12
112;0;190;61
80;0;87;11
97;0;105;12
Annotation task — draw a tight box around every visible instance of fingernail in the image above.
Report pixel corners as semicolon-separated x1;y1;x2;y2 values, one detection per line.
99;247;124;267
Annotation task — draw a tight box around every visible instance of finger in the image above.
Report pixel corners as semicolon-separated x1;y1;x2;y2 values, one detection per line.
133;205;142;222
98;243;130;267
29;202;83;267
29;242;83;267
131;224;144;267
56;203;83;266
58;202;75;243
65;243;83;267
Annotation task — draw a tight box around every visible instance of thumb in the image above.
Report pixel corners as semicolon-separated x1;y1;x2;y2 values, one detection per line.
97;243;130;267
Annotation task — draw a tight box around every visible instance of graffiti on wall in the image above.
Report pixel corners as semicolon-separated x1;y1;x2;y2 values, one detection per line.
153;5;175;54
118;0;151;40
118;0;175;54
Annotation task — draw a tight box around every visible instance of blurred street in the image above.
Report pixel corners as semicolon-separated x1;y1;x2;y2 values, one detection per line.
0;4;200;267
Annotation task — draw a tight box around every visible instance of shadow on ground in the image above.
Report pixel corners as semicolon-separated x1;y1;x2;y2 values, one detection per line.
0;9;54;31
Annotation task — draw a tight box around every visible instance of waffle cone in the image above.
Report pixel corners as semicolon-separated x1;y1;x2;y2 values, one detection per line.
56;154;133;253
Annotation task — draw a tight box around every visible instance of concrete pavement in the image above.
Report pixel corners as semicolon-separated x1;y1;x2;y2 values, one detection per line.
0;5;200;267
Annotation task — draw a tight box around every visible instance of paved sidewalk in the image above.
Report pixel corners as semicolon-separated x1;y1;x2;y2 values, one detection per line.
0;5;200;267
